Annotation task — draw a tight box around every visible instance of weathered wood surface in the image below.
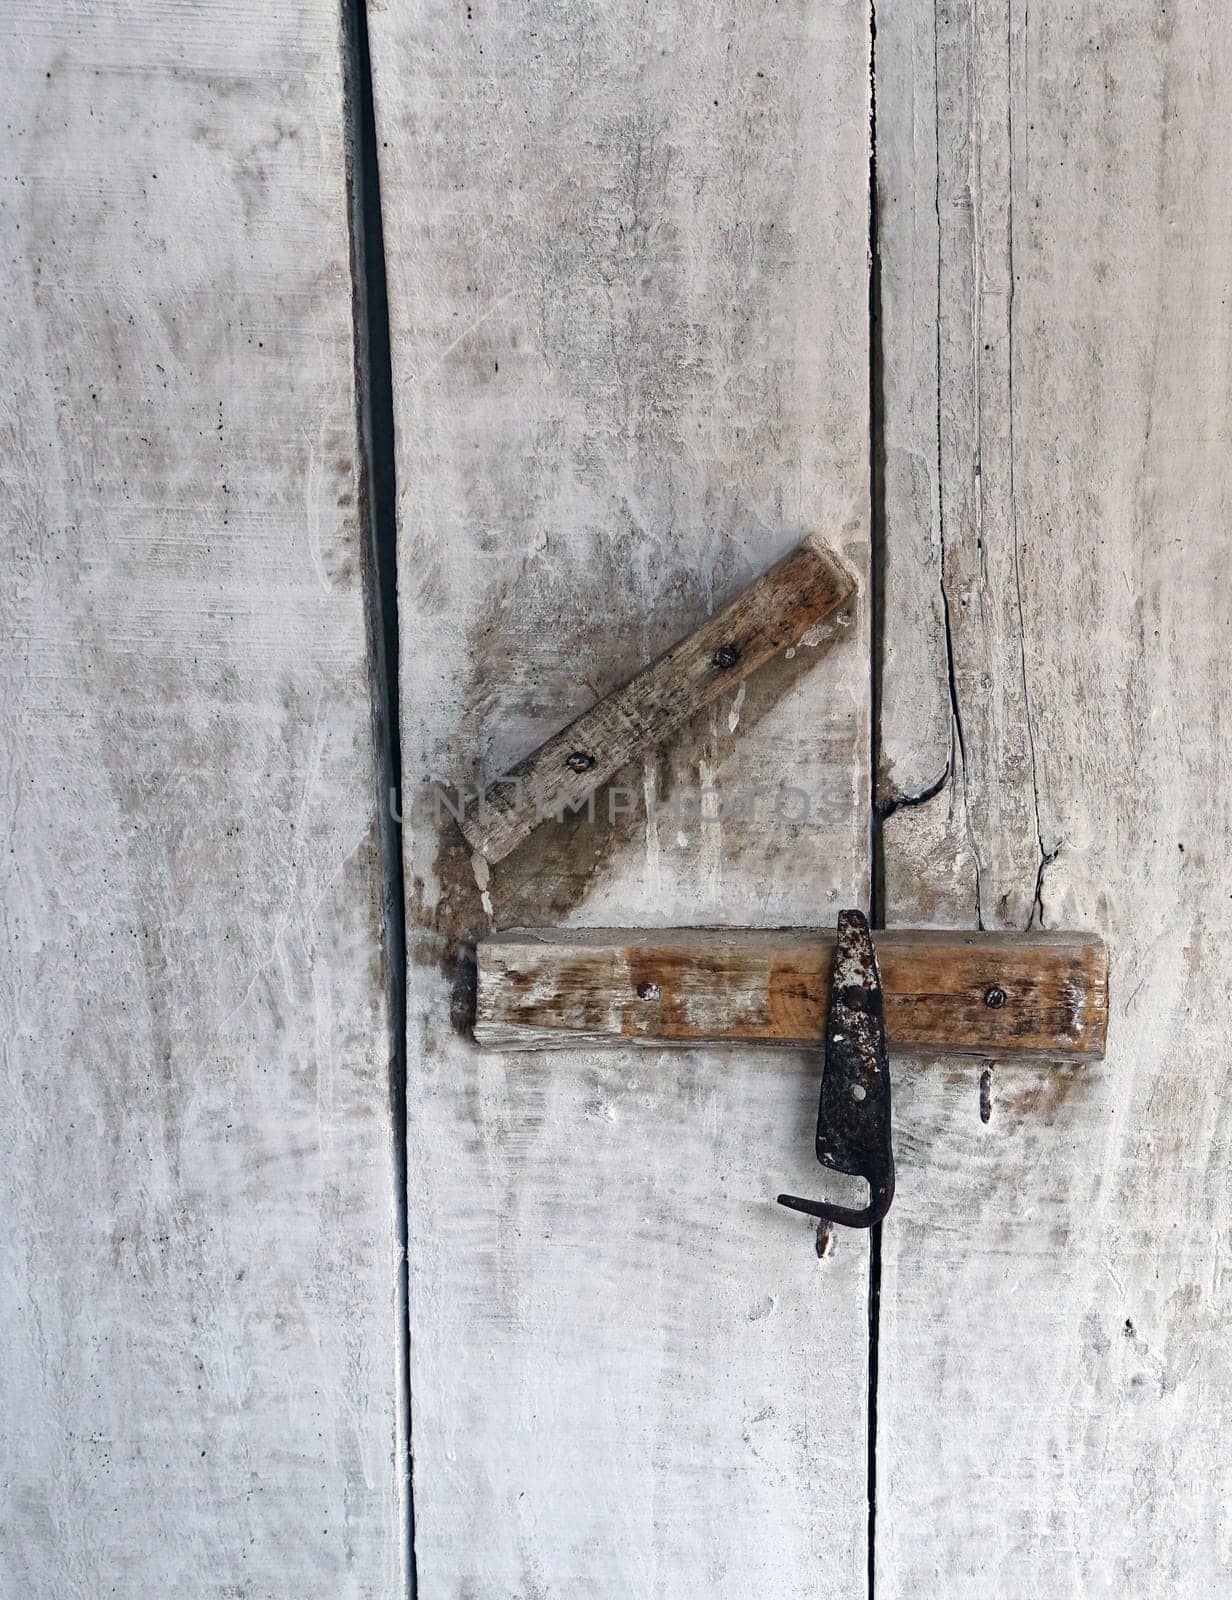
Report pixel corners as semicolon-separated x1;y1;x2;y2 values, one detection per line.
460;536;855;864
0;7;404;1596
876;0;1232;1592
370;2;873;1593
477;928;1108;1057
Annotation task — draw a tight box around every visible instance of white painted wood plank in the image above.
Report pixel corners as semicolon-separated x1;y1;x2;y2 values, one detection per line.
877;0;1232;1591
370;3;874;1592
0;6;404;1595
875;0;952;809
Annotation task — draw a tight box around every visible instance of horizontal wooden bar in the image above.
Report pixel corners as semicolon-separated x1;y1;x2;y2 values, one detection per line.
475;927;1109;1058
459;535;856;864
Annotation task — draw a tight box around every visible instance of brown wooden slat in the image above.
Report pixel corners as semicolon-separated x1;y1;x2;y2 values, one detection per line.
475;928;1109;1057
459;536;856;864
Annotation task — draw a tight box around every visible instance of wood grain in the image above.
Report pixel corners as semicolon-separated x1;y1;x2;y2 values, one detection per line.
876;0;1232;1592
476;928;1108;1056
0;7;403;1595
370;2;874;1593
460;536;855;863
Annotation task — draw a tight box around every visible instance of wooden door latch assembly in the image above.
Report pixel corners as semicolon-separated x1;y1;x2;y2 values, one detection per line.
465;537;1109;1228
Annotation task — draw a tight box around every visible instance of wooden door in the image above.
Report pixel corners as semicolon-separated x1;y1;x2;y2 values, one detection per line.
376;0;1232;1594
5;1;1228;1595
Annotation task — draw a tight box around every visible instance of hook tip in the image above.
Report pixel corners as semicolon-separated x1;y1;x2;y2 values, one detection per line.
776;1185;892;1231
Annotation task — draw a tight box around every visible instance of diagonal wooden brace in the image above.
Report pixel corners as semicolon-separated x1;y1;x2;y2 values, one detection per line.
460;536;855;865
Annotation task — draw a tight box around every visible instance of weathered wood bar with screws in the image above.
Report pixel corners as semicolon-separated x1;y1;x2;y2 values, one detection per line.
476;927;1108;1058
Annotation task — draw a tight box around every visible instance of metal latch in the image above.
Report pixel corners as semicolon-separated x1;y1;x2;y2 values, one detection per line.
777;909;894;1229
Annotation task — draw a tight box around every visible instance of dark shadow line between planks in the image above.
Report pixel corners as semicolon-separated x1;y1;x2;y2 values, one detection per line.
341;1;416;1593
867;2;885;1597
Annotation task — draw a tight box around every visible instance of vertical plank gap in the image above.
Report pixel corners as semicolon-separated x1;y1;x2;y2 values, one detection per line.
341;2;416;1591
867;4;884;1596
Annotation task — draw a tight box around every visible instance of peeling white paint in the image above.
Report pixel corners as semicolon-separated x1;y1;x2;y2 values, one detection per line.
727;680;747;733
470;849;494;918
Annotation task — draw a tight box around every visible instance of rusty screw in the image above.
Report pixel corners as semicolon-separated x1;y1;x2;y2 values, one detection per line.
983;985;1007;1009
566;750;596;773
712;643;741;670
635;980;661;1002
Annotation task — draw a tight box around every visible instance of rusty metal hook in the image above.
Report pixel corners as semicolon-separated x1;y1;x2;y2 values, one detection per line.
777;909;896;1230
